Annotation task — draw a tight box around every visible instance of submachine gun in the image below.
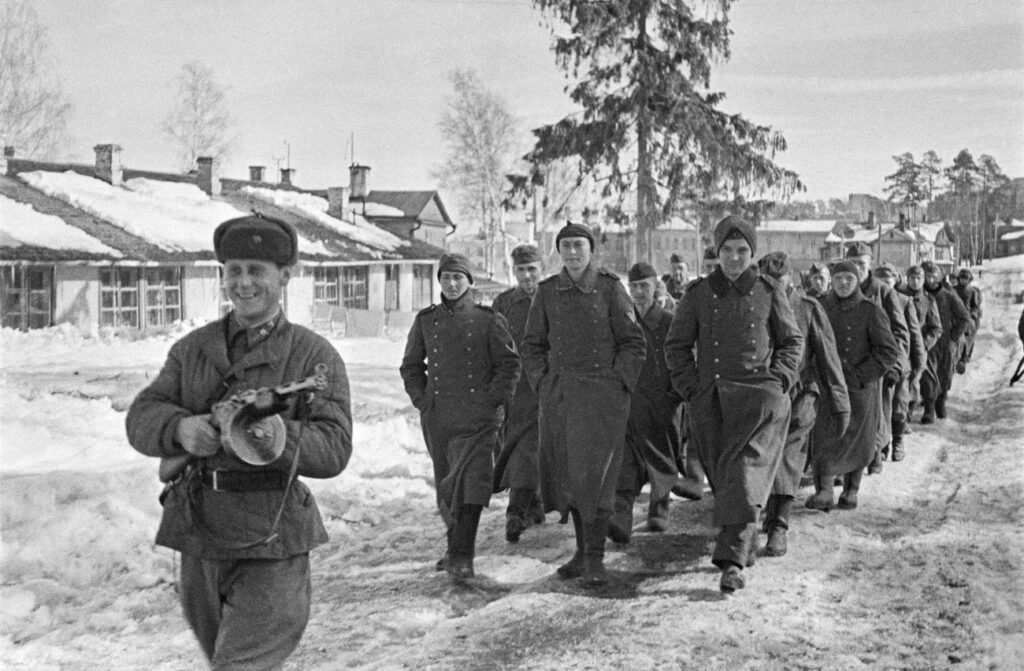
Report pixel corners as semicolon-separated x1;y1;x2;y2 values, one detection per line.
158;364;329;482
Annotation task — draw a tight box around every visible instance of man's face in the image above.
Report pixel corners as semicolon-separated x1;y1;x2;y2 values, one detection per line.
907;274;924;292
514;262;543;295
925;268;943;289
849;254;872;282
629;277;657;313
718;238;752;281
832;271;859;298
958;275;972;288
440;271;472;301
809;272;830;294
558;237;591;274
877;273;897;290
224;258;289;327
670;262;688;282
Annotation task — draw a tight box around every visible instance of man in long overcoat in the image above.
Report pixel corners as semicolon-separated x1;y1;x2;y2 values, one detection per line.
757;252;849;557
126;215;353;669
492;244;545;543
664;216;803;593
954;268;982;373
808;261;899;511
920;261;971;422
900;265;943;421
608;262;684;542
521;222;646;587
874;263;926;461
400;253;521;580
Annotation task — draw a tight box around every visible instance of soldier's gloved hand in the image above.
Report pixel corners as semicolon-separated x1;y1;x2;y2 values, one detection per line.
836;411;851;436
175;414;221;457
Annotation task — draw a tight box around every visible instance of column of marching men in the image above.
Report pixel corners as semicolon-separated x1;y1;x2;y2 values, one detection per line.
400;214;982;595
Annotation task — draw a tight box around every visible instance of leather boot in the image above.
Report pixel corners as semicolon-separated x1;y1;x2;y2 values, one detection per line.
921;400;936;424
505;487;533;543
868;448;884;475
647;496;670;532
764;495;791;557
674;450;705;500
837;470;862;510
446;504;482;580
527;493;546;525
606;490;635;544
891;420;906;461
935;392;947;419
582;515;609;587
805;469;835;511
556;508;585;579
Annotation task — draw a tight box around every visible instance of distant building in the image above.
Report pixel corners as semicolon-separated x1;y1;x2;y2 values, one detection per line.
823;216;958;271
754;220;837;271
996;220;1024;257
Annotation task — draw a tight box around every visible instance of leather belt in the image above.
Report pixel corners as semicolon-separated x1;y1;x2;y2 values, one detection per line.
201;469;288;492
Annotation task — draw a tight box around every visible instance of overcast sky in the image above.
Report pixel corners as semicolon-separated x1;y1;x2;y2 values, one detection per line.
33;0;1024;207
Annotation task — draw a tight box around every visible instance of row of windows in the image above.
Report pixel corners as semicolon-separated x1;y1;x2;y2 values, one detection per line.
1;263;436;331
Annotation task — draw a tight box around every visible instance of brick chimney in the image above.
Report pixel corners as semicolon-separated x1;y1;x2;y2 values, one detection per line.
94;144;123;186
196;156;216;195
249;165;265;182
280;168;294;186
1;146;12;175
327;186;350;218
349;164;370;199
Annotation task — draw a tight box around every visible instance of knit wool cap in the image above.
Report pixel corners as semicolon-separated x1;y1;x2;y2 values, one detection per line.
555;221;595;250
873;262;898;278
832;260;860;277
906;264;924;277
714;215;757;255
669;253;684;264
845;241;873;259
920;260;939;274
214;214;298;266
757;250;791;280
627;262;658;282
510;244;542;265
437;253;474;283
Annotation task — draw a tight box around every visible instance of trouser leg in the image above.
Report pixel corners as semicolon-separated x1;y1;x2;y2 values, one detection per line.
447;504;482;579
557;507;586;579
712;522;757;570
582;511;609;587
505;487;533;543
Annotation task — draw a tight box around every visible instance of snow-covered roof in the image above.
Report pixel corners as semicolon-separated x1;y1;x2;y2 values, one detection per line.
0;195;122;257
1001;229;1024;241
825;223;896;243
759;219;836;233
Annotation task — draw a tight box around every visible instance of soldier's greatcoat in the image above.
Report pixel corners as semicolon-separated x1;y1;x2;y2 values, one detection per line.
400;292;520;526
491;285;540;492
813;288;899;475
955;283;982;362
773;289;849;497
521;264;646;523
664;267;803;527
901;285;943;403
921;282;970;400
859;275;909;450
618;302;683;504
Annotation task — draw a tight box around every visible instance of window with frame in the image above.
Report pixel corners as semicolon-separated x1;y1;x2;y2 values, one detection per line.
100;267;140;328
1;265;53;330
144;267;182;327
313;266;340;305
384;264;400;311
341;266;368;309
412;264;434;309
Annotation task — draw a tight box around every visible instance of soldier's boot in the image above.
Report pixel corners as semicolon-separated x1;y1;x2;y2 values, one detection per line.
935;392;948;419
606;490;635;544
720;565;745;593
837;470;862;510
647;496;670;533
763;495;792;557
582;514;610;588
673;453;705;500
446;504;482;581
504;487;533;543
527;492;546;525
556;508;585;579
921;400;936;425
436;527;452;572
868;448;884;475
891;419;906;462
805;469;835;511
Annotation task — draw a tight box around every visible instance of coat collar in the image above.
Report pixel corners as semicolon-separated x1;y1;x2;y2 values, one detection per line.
510;285;534;303
638;302;667;330
440;290;473;314
707;266;758;296
833;287;866;310
205;312;289;382
556;264;598;293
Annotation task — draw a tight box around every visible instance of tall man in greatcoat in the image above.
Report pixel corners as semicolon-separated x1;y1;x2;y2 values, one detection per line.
664;216;803;593
900;265;943;422
521;222;646;587
492;244;545;543
845;242;909;475
757;252;849;557
608;262;684;543
400;253;521;580
954;268;983;373
920;260;971;422
874;263;926;462
126;214;353;670
807;261;899;511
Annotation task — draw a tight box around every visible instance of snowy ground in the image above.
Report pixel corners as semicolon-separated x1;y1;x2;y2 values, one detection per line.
2;260;1023;670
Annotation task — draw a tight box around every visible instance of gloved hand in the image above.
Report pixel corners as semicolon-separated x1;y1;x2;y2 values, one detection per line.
836;411;851;436
175;414;221;457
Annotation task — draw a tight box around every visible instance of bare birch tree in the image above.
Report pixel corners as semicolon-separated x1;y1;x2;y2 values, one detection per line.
0;0;72;158
161;61;236;171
